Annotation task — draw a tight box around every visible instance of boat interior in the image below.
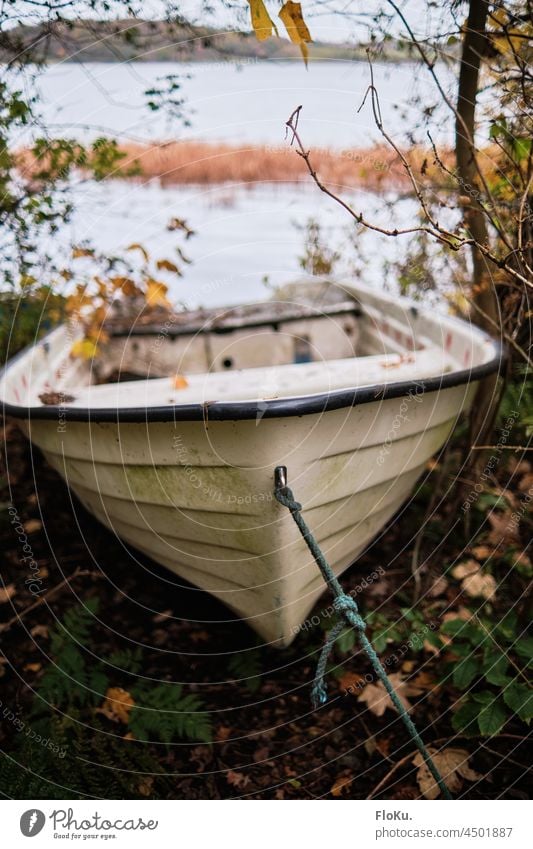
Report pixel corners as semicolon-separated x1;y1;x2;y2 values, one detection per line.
3;281;473;409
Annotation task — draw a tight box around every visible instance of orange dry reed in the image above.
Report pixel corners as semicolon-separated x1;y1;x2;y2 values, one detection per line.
116;141;417;190
18;140;454;192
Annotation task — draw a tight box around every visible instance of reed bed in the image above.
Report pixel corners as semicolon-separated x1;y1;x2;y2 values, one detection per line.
18;139;456;192
117;140;418;190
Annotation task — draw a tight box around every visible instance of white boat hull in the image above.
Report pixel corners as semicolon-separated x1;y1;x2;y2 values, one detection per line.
1;280;501;645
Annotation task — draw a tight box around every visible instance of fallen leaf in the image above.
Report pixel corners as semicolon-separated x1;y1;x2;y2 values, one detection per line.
0;584;16;603
518;472;533;493
442;607;474;623
471;545;493;561
428;575;448;597
172;374;189;390
338;670;366;695
226;770;251;789
216;725;232;742
23;519;42;534
357;672;423;717
452;560;479;579
39;392;75;405
413;747;483;799
30;624;49;639
411;671;438;691
463;571;496;600
23;662;41;673
330;774;353;797
423;638;440;656
138;777;154;797
152;609;173;623
453;561;496;600
487;511;521;548
99;687;135;724
514;550;531;569
190;629;210;643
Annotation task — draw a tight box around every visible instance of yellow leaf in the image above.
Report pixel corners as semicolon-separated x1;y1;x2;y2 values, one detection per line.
248;0;277;41
156;259;179;274
126;242;149;262
71;338;99;359
146;278;170;307
172;374;189;390
19;274;37;288
279;2;312;55
72;246;95;259
100;687;135;724
330;775;353;797
111;275;139;297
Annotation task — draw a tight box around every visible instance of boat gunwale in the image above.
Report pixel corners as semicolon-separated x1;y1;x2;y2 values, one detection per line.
1;336;505;422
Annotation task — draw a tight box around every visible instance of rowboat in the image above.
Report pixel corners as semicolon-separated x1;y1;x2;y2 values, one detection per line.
1;279;501;645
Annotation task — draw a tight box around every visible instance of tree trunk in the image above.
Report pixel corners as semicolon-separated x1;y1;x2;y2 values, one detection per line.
455;0;502;454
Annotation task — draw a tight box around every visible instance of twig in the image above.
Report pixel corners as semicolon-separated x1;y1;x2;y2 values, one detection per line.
471;444;532;451
367;733;532;799
0;568;95;634
366;749;416;799
284;105;533;291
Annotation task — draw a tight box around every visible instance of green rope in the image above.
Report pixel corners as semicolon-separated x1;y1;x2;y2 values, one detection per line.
274;465;452;800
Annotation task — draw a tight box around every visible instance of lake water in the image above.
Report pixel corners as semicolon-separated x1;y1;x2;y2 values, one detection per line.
13;60;456;305
64;179;417;306
25;60;456;148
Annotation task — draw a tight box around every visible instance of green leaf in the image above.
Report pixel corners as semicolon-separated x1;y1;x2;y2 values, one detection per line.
452;700;480;735
483;650;509;686
513;138;532;162
515;637;533;663
453;656;480;688
441;619;467;637
495;612;518;639
489;118;507;139
474;692;509;736
227;649;262;694
129;684;212;744
503;683;533;723
475;492;503;511
336;627;356;655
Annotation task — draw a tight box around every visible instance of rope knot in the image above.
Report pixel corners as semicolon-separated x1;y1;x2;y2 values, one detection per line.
274;487;302;512
333;594;366;631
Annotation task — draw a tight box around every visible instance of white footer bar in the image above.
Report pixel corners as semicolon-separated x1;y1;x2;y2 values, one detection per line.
3;799;530;848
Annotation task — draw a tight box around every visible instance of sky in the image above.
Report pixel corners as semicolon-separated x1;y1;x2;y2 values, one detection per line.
5;0;440;45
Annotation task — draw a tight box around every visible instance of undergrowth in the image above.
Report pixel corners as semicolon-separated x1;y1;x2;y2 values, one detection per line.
0;599;212;799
